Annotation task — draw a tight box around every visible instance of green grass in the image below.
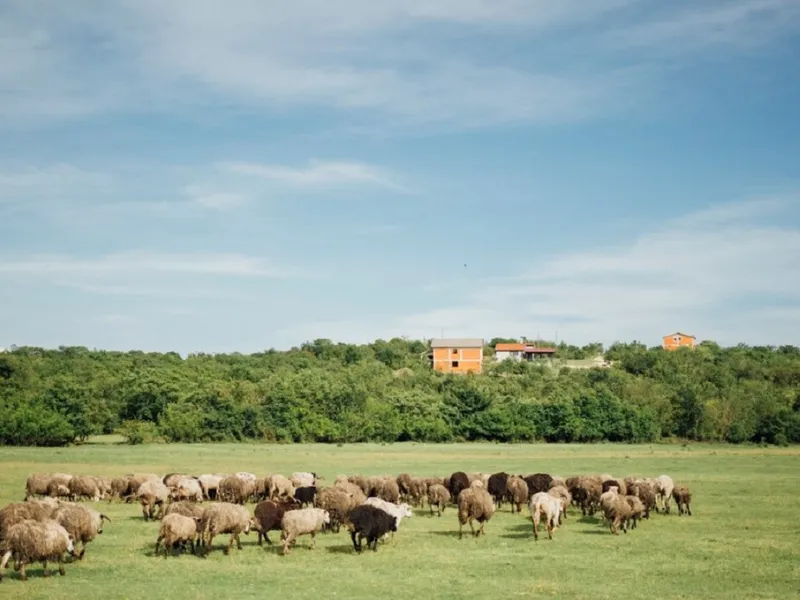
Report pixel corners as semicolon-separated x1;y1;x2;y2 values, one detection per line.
1;442;799;600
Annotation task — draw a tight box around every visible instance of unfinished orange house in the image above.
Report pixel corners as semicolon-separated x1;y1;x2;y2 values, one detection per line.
430;338;484;374
662;332;697;351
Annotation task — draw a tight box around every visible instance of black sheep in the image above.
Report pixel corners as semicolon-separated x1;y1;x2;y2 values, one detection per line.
524;473;553;497
346;505;397;552
602;479;623;494
487;472;509;508
294;486;317;507
448;471;470;502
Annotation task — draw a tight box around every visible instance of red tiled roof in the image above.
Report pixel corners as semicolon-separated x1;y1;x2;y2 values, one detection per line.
524;346;556;354
495;343;525;351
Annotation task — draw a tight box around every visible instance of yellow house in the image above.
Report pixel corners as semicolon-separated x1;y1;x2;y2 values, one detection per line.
430;338;484;374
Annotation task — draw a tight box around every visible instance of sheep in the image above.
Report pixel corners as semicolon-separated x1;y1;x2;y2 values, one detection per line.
603;494;633;535
599;489;620;525
347;475;369;495
170;477;204;503
625;495;646;529
164;501;205;520
506;476;529;514
197;474;223;500
396;473;413;501
155;514;200;558
656;475;675;514
448;471;470;502
530;491;562;541
25;473;71;501
672;485;692;516
135;480;170;521
253;499;300;545
235;472;257;484
46;482;71;500
108;477;133;502
524;473;554;497
548;485;572;523
407;478;428;507
0;519;76;581
427;483;451;517
197;502;255;555
363;498;412;540
67;475;101;502
280;508;330;555
572;476;603;516
293;486;316;508
457;487;495;539
549;476;566;489
218;476;254;505
290;472;317;488
377;479;401;504
253;478;268;502
345;505;396;553
0;502;52;543
627;480;656;518
51;504;110;560
602;479;626;495
487;472;509;509
315;487;358;533
268;474;295;501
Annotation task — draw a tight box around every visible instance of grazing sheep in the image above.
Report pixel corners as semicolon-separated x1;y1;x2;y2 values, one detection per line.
396;473;413;500
268;474;295;501
506;476;529;514
624;495;646;529
164;501;205;520
377;479;401;504
196;474;223;501
315;488;359;533
198;503;255;555
672;485;692;516
345;505;396;553
218;476;254;505
67;475;101;502
51;504;110;560
170;477;204;503
548;485;572;523
347;475;369;495
108;477;133;502
529;492;562;541
135;480;170;521
656;475;675;514
235;472;257;484
280;508;330;555
427;484;451;517
457;487;495;539
46;482;71;500
603;494;633;535
602;479;625;495
572;476;603;516
407;478;428;507
155;514;200;558
253;499;300;545
293;486;316;507
627;480;656;518
253;478;268;502
524;473;554;497
487;472;509;509
0;502;52;543
25;473;71;501
0;519;76;581
448;471;470;502
363;498;412;539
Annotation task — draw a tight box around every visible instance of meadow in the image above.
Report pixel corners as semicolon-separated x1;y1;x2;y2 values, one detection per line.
1;440;798;600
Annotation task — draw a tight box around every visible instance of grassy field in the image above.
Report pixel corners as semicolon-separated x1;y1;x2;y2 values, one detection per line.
1;440;798;600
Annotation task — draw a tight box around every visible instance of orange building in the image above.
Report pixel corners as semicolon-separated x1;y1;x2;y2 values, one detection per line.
430;338;484;374
662;332;697;351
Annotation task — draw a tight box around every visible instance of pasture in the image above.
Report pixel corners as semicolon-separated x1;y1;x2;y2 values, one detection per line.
1;441;798;600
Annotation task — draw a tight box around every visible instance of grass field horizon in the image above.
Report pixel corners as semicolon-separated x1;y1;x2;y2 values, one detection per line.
1;442;798;600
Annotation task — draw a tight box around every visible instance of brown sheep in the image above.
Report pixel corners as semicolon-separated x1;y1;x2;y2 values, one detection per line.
67;476;101;502
25;473;71;500
155;514;200;557
253;499;301;545
604;495;633;535
268;474;295;501
197;503;255;555
315;488;358;533
0;519;76;581
218;476;254;505
506;476;529;514
396;473;413;501
135;480;170;521
624;495;646;529
672;485;692;516
457;487;495;539
628;480;656;518
0;502;52;543
407;478;428;507
427;484;451;517
377;479;401;504
51;504;110;560
548;485;572;523
164;501;205;520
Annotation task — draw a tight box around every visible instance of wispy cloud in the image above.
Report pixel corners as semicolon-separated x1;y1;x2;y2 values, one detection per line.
0;164;110;199
279;195;800;346
0;251;304;278
183;184;249;211
221;160;406;191
4;1;796;129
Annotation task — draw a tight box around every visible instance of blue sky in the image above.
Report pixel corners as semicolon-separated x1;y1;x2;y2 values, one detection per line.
1;0;800;354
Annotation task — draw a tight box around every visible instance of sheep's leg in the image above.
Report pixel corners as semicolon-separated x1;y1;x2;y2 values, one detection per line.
58;556;65;576
687;502;692;516
532;515;539;540
155;535;163;555
19;561;27;581
469;518;476;537
41;560;49;577
236;533;243;550
310;532;316;550
78;542;86;560
225;534;235;554
458;520;464;539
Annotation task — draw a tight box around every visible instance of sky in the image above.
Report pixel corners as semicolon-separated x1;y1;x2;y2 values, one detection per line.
1;0;800;354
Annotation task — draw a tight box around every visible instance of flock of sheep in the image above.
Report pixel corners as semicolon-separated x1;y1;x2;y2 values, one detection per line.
0;468;693;582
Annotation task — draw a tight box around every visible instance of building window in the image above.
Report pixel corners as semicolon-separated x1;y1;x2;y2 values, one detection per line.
452;348;458;355
452;361;459;368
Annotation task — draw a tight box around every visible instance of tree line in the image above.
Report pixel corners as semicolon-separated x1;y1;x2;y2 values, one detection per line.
1;338;798;447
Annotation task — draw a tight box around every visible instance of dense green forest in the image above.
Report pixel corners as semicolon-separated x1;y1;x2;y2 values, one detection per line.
1;338;799;447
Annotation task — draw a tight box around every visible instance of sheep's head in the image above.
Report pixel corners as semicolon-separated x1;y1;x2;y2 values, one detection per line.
399;504;413;518
321;510;331;525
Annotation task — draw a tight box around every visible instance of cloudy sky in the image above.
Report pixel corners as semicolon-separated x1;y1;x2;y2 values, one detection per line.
1;0;799;353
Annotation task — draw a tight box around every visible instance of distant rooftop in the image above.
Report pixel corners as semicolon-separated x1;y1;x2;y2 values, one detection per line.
430;338;484;348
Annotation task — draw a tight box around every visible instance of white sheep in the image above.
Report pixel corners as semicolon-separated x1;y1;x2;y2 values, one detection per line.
280;508;330;555
529;491;562;541
656;475;675;514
